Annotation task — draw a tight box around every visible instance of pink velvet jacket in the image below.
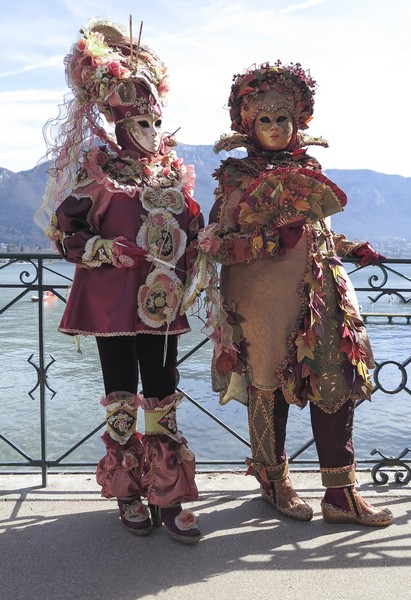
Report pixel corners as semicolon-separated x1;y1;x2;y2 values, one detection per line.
53;146;204;337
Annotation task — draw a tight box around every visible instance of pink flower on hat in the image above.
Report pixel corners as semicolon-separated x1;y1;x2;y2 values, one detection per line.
106;60;130;79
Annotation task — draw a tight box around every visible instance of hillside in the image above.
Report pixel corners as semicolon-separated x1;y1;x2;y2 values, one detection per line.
0;163;50;249
1;145;410;256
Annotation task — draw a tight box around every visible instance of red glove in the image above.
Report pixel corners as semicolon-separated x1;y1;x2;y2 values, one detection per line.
354;242;386;267
112;237;147;268
278;220;305;251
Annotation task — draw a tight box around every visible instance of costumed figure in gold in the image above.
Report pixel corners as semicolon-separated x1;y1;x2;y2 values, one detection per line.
200;61;393;526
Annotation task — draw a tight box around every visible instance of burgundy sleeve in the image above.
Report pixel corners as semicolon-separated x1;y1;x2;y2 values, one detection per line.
186;195;205;243
55;195;96;263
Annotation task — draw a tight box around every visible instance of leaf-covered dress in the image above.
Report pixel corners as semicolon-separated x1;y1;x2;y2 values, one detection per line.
204;150;373;414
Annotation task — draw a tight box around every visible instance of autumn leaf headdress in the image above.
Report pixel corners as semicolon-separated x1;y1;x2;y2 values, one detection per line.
229;60;317;135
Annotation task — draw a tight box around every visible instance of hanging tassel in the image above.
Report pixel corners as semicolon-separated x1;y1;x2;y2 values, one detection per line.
73;334;82;354
162;317;171;367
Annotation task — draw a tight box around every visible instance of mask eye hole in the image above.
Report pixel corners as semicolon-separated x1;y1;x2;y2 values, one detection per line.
155;119;162;127
260;116;270;124
277;116;287;123
137;120;150;128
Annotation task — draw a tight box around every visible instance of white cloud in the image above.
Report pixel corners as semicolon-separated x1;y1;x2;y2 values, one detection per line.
279;0;327;14
0;89;66;103
0;56;63;78
0;0;409;176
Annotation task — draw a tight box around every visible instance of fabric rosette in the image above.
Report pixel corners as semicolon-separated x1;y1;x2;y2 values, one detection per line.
137;268;184;328
175;509;198;531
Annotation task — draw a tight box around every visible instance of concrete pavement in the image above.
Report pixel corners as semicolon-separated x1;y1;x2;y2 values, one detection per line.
1;471;410;600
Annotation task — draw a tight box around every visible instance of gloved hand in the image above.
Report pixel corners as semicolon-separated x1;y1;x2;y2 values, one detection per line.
278;219;306;251
353;242;386;267
112;237;148;268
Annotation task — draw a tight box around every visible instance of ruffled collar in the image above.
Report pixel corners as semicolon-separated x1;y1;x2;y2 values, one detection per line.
248;147;308;163
82;145;185;191
245;147;323;172
214;131;328;155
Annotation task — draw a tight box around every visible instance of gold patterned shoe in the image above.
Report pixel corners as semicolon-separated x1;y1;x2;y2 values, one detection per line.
321;486;393;527
261;476;313;522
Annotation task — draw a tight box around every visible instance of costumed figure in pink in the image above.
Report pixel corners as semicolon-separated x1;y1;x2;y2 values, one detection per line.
36;18;203;543
200;61;393;526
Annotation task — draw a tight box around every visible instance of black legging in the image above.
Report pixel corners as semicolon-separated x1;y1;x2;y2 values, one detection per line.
96;334;178;399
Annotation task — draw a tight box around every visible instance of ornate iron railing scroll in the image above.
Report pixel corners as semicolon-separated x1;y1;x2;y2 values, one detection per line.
0;254;409;486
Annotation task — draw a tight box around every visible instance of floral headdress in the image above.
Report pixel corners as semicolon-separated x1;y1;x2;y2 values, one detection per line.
214;60;328;154
66;17;169;122
36;17;169;230
229;60;317;134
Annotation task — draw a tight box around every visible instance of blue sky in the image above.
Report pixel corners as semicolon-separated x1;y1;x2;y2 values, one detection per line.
0;0;409;176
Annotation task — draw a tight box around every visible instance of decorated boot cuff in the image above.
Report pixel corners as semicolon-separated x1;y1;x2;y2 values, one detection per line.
320;463;356;488
266;459;289;481
101;391;138;444
245;457;289;482
142;393;184;442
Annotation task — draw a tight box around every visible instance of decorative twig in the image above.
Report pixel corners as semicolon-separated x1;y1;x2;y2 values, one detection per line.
129;15;133;61
135;20;143;68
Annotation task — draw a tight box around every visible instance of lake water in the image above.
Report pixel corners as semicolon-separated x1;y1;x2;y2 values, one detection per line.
0;258;410;471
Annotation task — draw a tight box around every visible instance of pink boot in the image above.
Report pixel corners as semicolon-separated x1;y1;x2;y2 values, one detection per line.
149;503;201;545
117;496;152;535
140;393;201;544
96;391;151;534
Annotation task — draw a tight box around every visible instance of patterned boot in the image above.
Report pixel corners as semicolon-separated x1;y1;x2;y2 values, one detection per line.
321;486;393;527
247;385;313;521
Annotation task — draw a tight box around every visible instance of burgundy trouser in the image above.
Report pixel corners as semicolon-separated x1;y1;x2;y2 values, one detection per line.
96;334;178;399
248;387;355;475
273;388;354;469
310;398;355;469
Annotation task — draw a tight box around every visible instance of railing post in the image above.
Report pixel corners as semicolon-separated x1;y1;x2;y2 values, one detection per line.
37;257;47;487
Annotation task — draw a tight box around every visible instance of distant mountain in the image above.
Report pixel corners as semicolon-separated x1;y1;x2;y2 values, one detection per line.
325;169;411;249
1;145;410;256
0;162;49;249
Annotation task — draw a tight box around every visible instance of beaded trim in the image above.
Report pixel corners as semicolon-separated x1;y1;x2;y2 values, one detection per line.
320;463;356;474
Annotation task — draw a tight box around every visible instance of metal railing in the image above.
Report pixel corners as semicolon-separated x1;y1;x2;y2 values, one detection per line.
0;252;410;487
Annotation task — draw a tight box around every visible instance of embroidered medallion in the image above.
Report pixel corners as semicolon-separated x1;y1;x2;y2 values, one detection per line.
138;268;184;328
105;402;137;443
136;208;187;265
140;186;184;214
